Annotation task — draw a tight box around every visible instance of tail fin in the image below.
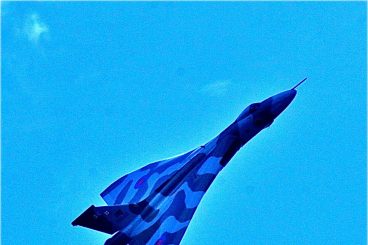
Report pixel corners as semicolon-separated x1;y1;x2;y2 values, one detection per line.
72;205;131;234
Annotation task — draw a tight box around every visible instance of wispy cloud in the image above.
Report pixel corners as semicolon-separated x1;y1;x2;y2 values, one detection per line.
23;14;48;44
201;80;232;96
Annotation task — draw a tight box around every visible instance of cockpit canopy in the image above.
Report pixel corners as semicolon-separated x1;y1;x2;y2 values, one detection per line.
236;103;261;121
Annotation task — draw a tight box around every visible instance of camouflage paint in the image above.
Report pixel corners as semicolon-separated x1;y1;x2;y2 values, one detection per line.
72;89;297;245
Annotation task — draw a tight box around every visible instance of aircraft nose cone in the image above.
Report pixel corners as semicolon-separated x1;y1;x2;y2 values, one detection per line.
271;90;297;118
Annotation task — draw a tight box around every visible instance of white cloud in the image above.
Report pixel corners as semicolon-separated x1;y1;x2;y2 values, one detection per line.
201;80;232;96
23;14;48;44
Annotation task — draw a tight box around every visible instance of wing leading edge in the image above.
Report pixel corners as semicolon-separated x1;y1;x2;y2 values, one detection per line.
75;124;246;244
100;149;197;206
103;150;225;245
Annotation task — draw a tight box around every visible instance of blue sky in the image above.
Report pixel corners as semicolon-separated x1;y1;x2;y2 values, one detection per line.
2;2;366;245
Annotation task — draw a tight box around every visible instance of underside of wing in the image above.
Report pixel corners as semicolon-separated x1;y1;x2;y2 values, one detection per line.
101;149;197;205
104;190;198;245
115;156;223;244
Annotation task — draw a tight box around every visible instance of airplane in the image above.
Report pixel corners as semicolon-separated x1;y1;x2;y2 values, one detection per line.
72;78;306;245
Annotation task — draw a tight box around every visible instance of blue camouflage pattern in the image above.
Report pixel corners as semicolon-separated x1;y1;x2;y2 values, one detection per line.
72;88;298;245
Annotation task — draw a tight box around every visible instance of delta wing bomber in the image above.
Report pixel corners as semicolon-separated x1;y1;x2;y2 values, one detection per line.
72;79;306;245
